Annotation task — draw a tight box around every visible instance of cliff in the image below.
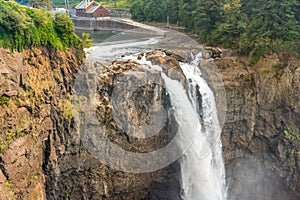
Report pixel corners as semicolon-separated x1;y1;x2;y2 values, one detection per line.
0;45;299;200
0;47;84;199
200;51;300;200
44;53;183;200
0;48;183;199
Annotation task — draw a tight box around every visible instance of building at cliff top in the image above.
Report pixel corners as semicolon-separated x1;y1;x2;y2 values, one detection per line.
75;0;109;18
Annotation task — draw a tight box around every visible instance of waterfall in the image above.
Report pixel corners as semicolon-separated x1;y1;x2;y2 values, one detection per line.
179;52;227;200
126;51;227;200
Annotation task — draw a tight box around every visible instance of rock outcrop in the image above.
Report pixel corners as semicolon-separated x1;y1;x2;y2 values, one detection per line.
200;51;300;200
44;56;182;200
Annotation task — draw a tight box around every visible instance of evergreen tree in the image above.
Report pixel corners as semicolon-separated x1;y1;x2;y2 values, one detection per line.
130;0;146;21
166;0;179;24
192;0;224;40
28;0;52;9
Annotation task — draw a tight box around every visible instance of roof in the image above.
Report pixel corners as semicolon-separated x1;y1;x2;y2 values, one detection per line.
86;5;99;13
75;1;109;14
75;1;88;9
98;5;109;12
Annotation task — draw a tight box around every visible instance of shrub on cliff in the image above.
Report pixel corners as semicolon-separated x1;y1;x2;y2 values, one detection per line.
0;0;80;51
54;12;80;47
80;32;93;48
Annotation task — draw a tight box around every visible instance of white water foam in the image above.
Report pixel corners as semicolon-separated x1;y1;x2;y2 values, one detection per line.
179;52;227;200
125;52;227;199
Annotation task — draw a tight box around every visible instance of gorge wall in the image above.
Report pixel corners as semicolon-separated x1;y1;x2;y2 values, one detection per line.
0;46;299;200
200;51;300;200
0;48;182;200
0;47;84;199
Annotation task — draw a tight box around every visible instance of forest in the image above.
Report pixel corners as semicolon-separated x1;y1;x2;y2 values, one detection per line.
130;0;300;61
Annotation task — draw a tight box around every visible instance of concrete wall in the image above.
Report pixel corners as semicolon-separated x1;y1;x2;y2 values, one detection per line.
108;9;132;19
73;18;137;31
72;18;165;35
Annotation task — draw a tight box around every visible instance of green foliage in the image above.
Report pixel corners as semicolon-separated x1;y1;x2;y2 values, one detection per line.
54;12;74;33
130;0;300;61
130;0;146;21
0;96;9;106
280;125;300;169
61;99;76;122
30;174;39;184
5;180;14;192
0;138;8;157
98;0;132;8
0;127;24;157
54;12;81;47
81;32;93;48
130;0;179;23
283;126;300;141
51;0;80;8
28;0;52;9
0;0;80;51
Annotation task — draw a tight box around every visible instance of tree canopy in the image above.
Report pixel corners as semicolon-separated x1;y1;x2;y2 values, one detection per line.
16;0;52;9
29;0;52;9
130;0;300;61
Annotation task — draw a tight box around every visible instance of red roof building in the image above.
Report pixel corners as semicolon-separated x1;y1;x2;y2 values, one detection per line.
75;0;109;18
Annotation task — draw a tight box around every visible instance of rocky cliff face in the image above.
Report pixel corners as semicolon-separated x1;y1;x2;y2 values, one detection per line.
200;51;300;200
44;53;183;200
0;48;183;200
0;46;299;200
0;47;84;199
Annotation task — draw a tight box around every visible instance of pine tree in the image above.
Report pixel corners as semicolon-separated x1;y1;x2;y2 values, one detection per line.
210;0;246;47
28;0;52;9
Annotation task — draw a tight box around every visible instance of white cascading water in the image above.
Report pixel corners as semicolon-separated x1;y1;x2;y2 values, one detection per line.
127;52;227;200
179;52;227;200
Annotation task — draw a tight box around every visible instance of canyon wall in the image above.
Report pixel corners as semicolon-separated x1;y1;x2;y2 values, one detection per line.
0;46;299;200
200;51;300;200
0;48;182;200
0;47;84;199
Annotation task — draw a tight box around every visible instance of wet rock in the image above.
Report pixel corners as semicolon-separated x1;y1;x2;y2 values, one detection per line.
164;49;188;63
187;51;196;62
145;50;186;84
137;53;143;60
203;46;223;59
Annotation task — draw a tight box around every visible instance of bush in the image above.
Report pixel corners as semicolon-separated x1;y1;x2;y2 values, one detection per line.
0;0;81;51
54;12;75;34
81;32;93;48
